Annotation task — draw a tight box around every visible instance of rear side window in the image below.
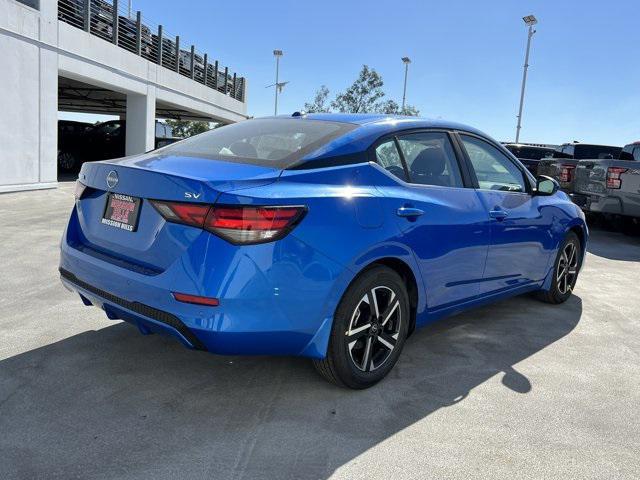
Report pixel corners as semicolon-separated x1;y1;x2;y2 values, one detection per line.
396;132;463;188
461;135;527;193
161;118;356;168
375;139;406;181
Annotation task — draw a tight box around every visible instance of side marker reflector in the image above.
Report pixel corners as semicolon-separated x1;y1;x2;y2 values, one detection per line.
172;292;220;306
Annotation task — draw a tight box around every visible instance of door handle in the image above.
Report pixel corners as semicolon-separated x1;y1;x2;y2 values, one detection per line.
396;206;424;218
489;209;509;221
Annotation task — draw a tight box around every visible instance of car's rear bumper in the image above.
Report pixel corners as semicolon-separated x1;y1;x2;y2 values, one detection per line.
60;268;206;350
584;193;640;218
59;219;351;359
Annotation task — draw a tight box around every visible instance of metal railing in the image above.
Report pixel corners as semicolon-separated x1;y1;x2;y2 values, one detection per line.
57;0;245;102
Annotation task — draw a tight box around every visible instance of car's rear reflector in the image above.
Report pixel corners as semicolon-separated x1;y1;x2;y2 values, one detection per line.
150;200;307;245
172;292;220;306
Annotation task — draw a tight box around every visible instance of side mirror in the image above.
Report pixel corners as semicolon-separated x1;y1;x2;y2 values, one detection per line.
536;175;559;196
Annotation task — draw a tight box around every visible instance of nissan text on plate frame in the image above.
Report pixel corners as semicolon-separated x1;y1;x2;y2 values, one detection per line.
60;114;588;389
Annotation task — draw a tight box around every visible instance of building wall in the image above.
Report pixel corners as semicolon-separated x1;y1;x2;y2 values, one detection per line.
0;0;248;193
0;0;58;192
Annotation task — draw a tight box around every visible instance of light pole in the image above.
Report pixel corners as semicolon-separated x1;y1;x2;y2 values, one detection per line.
401;57;411;112
273;49;283;115
515;15;537;143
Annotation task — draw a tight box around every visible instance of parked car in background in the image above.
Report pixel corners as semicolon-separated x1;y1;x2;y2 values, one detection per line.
573;141;640;229
151;36;178;70
537;142;622;200
503;143;555;175
59;0;110;30
60;114;588;389
58;120;180;172
179;50;206;82
58;0;152;57
58;120;94;172
117;15;153;58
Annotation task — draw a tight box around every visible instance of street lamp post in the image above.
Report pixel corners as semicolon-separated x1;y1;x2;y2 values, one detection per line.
515;15;537;144
401;57;411;112
273;49;283;116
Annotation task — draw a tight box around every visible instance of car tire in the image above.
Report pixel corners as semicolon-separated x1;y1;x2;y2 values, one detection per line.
536;231;581;304
58;151;79;172
313;265;409;389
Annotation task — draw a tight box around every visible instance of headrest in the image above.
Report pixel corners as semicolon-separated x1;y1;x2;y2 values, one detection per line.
411;147;446;176
229;141;258;158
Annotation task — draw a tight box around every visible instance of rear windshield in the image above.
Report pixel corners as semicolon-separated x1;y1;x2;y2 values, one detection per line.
505;145;553;160
161;118;356;168
574;145;622;159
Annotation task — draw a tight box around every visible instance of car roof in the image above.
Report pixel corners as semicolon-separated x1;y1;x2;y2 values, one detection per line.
257;113;501;164
560;142;620;148
59;120;92;126
298;112;484;132
266;113;489;139
503;143;554;149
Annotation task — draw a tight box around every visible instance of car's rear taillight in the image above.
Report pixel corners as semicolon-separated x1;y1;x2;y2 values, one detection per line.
204;205;307;244
150;201;307;245
150;200;210;228
559;164;575;183
74;180;87;200
606;167;628;189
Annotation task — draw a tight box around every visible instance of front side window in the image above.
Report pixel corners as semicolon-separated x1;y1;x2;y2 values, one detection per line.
461;135;527;193
374;139;406;181
396;132;463;188
161;118;355;168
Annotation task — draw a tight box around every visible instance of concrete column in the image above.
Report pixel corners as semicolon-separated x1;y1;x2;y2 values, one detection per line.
125;86;156;156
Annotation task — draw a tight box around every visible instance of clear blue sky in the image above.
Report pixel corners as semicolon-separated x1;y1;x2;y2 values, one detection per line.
66;0;640;146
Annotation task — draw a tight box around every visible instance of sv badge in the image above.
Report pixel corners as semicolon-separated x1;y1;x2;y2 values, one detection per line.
185;192;202;199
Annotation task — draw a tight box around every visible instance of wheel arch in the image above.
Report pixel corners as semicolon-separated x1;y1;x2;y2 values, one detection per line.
569;224;587;256
542;220;588;291
358;257;420;336
299;233;426;359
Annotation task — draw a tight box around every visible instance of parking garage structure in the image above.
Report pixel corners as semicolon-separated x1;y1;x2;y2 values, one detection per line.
1;0;248;193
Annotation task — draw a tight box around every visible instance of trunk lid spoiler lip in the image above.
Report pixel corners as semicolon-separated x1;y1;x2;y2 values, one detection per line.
78;155;283;202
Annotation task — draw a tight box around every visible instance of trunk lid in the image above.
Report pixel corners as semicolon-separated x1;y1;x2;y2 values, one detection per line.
71;153;281;273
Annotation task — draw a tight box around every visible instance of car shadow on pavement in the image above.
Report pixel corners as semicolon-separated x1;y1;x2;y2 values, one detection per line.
586;228;640;262
0;294;582;480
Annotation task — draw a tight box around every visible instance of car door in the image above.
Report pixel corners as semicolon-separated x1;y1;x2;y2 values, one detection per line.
373;130;491;310
456;133;552;295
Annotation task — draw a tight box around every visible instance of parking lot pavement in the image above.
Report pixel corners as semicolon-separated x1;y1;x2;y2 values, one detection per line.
0;183;639;480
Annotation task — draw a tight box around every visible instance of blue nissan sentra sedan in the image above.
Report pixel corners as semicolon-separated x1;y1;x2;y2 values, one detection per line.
60;114;588;389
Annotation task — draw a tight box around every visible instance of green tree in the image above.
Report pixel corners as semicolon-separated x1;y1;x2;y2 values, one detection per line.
304;65;420;116
304;85;331;113
375;99;420;116
165;120;211;138
331;65;385;113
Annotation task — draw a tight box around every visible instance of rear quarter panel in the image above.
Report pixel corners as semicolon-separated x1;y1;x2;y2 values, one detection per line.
214;163;426;351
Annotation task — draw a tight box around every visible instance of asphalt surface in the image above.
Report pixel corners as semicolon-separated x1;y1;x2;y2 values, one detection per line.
1;182;639;480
